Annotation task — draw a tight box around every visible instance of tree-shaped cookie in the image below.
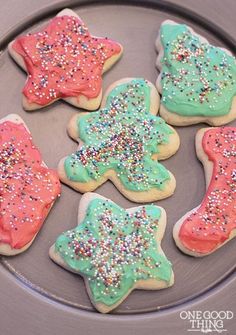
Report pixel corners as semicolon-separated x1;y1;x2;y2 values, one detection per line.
58;78;180;203
156;20;236;126
50;193;174;313
173;127;236;256
0;114;61;255
8;8;123;111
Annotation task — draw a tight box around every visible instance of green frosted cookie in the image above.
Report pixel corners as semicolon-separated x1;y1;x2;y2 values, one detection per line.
58;78;180;203
156;20;236;126
49;193;174;313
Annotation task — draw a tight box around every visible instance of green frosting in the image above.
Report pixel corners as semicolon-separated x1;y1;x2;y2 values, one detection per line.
160;23;236;116
55;198;173;306
64;79;173;191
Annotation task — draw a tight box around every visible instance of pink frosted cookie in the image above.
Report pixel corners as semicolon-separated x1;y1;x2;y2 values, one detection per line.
8;8;123;111
173;127;236;256
0;114;61;255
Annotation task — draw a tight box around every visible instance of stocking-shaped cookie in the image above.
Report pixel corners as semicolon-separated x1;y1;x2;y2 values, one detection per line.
156;20;236;126
50;193;174;313
8;8;122;111
0;114;61;255
58;78;180;203
173;127;236;256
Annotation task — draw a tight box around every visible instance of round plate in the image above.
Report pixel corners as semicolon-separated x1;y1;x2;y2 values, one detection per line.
0;0;235;316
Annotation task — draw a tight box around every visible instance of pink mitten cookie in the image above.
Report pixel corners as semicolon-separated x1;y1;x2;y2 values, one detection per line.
173;127;236;256
58;78;180;203
8;8;123;111
156;20;236;126
50;193;174;313
0;114;61;255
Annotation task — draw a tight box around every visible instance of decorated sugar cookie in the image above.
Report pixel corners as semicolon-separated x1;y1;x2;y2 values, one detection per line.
49;193;174;313
58;78;180;203
0;114;61;255
173;127;236;256
8;8;123;111
156;20;236;126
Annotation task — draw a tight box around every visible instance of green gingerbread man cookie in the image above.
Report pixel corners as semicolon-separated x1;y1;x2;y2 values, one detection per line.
58;78;180;203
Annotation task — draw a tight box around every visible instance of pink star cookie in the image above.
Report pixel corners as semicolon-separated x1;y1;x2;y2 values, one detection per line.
8;9;123;111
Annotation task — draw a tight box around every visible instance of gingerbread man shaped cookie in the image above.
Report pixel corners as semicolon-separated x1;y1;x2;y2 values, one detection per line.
58;78;180;203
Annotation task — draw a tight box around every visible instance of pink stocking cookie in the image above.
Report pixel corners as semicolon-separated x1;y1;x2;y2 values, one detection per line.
173;127;236;256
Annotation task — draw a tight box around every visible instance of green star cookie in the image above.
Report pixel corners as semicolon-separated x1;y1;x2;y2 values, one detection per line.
49;193;174;313
58;78;180;202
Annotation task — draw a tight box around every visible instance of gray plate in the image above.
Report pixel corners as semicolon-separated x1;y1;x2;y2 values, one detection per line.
0;0;235;332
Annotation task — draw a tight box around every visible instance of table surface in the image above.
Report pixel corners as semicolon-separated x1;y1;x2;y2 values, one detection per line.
0;1;235;334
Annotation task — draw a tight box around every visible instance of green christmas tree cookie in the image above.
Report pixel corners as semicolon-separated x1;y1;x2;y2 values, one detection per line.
156;20;236;126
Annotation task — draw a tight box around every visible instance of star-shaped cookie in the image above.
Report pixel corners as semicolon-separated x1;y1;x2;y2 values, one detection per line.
8;8;123;111
49;193;174;313
58;78;180;203
156;20;236;126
